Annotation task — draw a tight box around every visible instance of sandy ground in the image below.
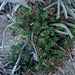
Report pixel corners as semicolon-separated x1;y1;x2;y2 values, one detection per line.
0;17;14;64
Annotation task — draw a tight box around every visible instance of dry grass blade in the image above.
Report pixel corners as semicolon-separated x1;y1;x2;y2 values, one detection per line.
60;1;68;19
56;0;60;19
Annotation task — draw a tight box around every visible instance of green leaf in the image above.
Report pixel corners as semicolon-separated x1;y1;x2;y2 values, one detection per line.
49;41;55;47
40;52;47;58
40;33;45;37
35;64;40;70
53;36;59;41
24;55;29;62
23;35;28;39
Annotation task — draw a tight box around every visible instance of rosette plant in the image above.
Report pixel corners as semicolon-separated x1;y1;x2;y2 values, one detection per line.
7;0;75;75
